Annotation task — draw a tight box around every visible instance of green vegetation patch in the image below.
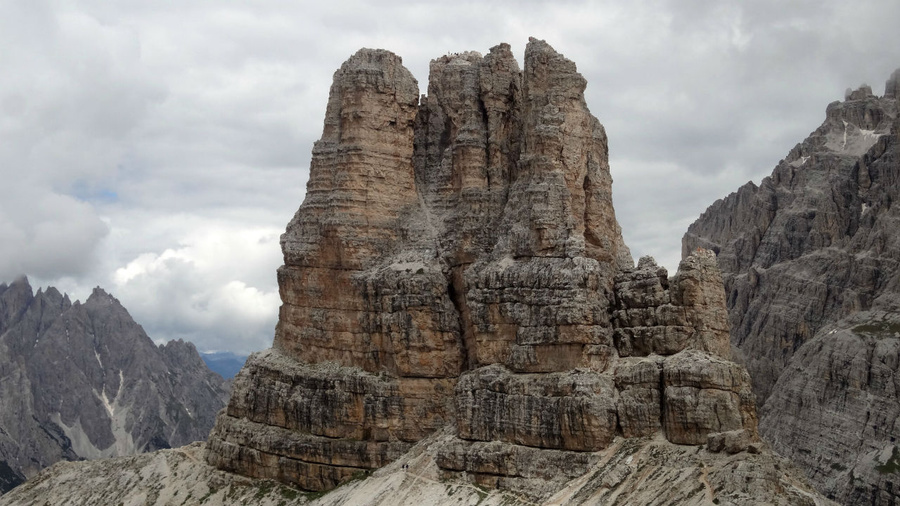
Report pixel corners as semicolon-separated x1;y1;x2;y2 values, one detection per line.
253;480;276;499
853;321;900;337
280;487;299;500
875;447;900;474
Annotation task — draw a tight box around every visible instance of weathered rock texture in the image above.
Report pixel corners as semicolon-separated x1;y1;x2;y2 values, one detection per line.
684;72;900;503
0;443;309;506
0;278;229;492
0;435;835;506
206;39;821;503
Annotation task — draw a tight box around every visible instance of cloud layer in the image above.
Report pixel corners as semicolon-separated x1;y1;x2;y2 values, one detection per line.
2;1;898;353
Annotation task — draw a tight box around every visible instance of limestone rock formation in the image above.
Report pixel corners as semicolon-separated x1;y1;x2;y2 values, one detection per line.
0;278;229;492
203;39;824;504
684;71;900;503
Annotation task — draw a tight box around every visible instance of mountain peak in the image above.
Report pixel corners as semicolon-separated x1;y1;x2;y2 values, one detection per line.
86;286;119;306
0;279;230;488
845;83;874;100
2;275;32;294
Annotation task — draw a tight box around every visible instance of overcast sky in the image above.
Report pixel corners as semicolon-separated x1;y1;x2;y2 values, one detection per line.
1;1;897;354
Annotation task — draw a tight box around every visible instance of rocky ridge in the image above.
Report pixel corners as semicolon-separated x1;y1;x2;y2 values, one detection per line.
684;71;900;503
200;39;826;504
0;278;230;492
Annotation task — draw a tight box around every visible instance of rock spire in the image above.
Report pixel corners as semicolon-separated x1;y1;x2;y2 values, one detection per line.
204;40;809;503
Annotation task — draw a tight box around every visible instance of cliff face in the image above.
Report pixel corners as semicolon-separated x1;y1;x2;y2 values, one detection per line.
202;39;812;503
0;278;229;491
684;71;900;503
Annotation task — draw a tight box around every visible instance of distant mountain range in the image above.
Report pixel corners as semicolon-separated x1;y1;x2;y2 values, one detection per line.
200;351;248;379
0;277;230;493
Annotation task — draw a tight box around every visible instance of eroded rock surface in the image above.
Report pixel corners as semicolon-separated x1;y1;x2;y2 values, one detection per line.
0;436;835;506
205;39;823;503
685;71;900;503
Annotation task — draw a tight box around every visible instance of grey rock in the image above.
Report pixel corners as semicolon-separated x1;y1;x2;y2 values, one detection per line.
707;429;753;454
0;278;229;492
760;313;900;504
886;69;900;99
684;68;900;503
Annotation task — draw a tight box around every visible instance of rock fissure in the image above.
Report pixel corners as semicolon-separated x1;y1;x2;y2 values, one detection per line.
447;266;475;371
657;361;666;433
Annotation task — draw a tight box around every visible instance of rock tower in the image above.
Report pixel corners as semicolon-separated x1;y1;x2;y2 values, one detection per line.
207;39;758;495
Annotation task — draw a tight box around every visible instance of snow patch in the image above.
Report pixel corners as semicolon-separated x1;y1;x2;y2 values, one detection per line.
496;255;516;270
54;371;137;460
859;129;882;139
789;156;810;168
842;120;848;150
826;121;884;156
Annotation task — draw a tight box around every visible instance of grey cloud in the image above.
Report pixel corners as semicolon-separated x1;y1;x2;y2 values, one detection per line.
0;3;161;282
0;186;109;280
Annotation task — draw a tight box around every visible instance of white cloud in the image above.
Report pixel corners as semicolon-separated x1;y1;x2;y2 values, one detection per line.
108;222;282;354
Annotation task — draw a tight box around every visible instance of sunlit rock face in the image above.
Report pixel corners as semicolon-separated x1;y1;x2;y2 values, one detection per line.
207;39;761;498
684;70;900;504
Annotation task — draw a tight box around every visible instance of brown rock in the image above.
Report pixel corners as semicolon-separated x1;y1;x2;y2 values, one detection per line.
434;434;601;499
455;365;618;451
612;252;731;359
707;429;753;454
613;357;663;438
662;350;758;445
446;38;631;374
